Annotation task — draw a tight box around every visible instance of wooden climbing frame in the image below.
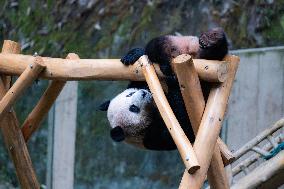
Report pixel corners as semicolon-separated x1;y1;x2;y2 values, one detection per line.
230;118;284;189
0;40;239;189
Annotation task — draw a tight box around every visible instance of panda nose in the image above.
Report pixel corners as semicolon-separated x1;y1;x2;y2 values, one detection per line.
110;126;125;142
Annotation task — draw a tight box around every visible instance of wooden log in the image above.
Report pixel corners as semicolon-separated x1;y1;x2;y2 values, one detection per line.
0;40;40;188
172;54;205;130
179;55;240;188
0;53;228;82
1;40;20;90
232;135;283;176
172;54;229;189
172;54;234;165
207;146;230;189
234;118;284;159
217;138;235;165
22;53;79;142
0;56;45;119
231;151;284;189
138;55;200;174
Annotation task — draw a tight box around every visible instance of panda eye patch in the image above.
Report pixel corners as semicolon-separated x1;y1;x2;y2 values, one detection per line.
126;92;135;97
129;104;140;113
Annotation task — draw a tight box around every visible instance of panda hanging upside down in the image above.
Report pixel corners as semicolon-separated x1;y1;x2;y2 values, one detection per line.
100;27;228;151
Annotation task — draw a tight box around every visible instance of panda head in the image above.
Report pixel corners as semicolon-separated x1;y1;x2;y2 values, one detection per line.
100;88;154;147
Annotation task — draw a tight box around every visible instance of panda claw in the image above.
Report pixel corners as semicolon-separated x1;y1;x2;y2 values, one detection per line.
121;48;145;65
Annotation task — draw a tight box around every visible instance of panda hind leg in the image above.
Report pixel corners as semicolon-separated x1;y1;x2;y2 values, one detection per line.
198;28;228;60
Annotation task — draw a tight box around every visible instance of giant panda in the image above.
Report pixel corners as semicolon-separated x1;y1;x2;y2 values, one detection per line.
100;27;228;151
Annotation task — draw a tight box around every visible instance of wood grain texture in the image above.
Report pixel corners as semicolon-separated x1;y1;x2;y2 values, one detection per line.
0;53;227;82
217;138;235;165
207;146;230;189
139;55;200;174
22;53;79;142
0;40;40;189
0;56;45;119
172;54;229;189
179;55;239;189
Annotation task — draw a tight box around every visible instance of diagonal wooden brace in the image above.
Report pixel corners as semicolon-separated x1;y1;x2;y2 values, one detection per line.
0;40;40;188
139;55;200;174
178;55;239;188
0;56;46;119
21;53;80;142
172;54;230;189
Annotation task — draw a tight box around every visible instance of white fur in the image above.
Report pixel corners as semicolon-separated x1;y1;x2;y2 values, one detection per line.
107;88;154;146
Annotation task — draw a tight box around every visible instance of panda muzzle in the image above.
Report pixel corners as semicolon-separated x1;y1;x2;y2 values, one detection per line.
110;126;125;142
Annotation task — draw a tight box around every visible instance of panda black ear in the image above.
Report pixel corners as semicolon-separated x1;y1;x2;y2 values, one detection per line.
98;100;110;111
110;126;125;142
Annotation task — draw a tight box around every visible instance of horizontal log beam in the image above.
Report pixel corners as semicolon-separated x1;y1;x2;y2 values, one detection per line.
0;53;228;82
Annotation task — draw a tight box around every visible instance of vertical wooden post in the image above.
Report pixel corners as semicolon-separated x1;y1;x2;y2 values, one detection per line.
47;54;79;189
139;55;200;174
0;40;40;189
22;53;79;142
172;54;230;189
0;41;20;90
178;55;239;189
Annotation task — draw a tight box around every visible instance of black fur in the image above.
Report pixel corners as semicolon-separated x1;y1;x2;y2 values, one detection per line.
99;100;110;111
120;48;145;65
145;36;174;75
110;126;125;142
198;28;228;60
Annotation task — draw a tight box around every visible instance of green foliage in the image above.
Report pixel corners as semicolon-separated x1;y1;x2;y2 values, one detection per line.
263;13;284;44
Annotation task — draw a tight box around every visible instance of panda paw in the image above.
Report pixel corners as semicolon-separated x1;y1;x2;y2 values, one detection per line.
199;28;226;49
121;48;145;65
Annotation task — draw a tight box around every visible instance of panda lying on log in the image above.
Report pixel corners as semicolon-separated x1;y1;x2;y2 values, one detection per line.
100;27;228;150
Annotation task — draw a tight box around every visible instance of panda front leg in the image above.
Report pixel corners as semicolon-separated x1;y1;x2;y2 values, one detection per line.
120;37;174;76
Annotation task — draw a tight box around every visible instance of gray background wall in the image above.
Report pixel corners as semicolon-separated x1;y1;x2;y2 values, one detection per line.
223;47;284;151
